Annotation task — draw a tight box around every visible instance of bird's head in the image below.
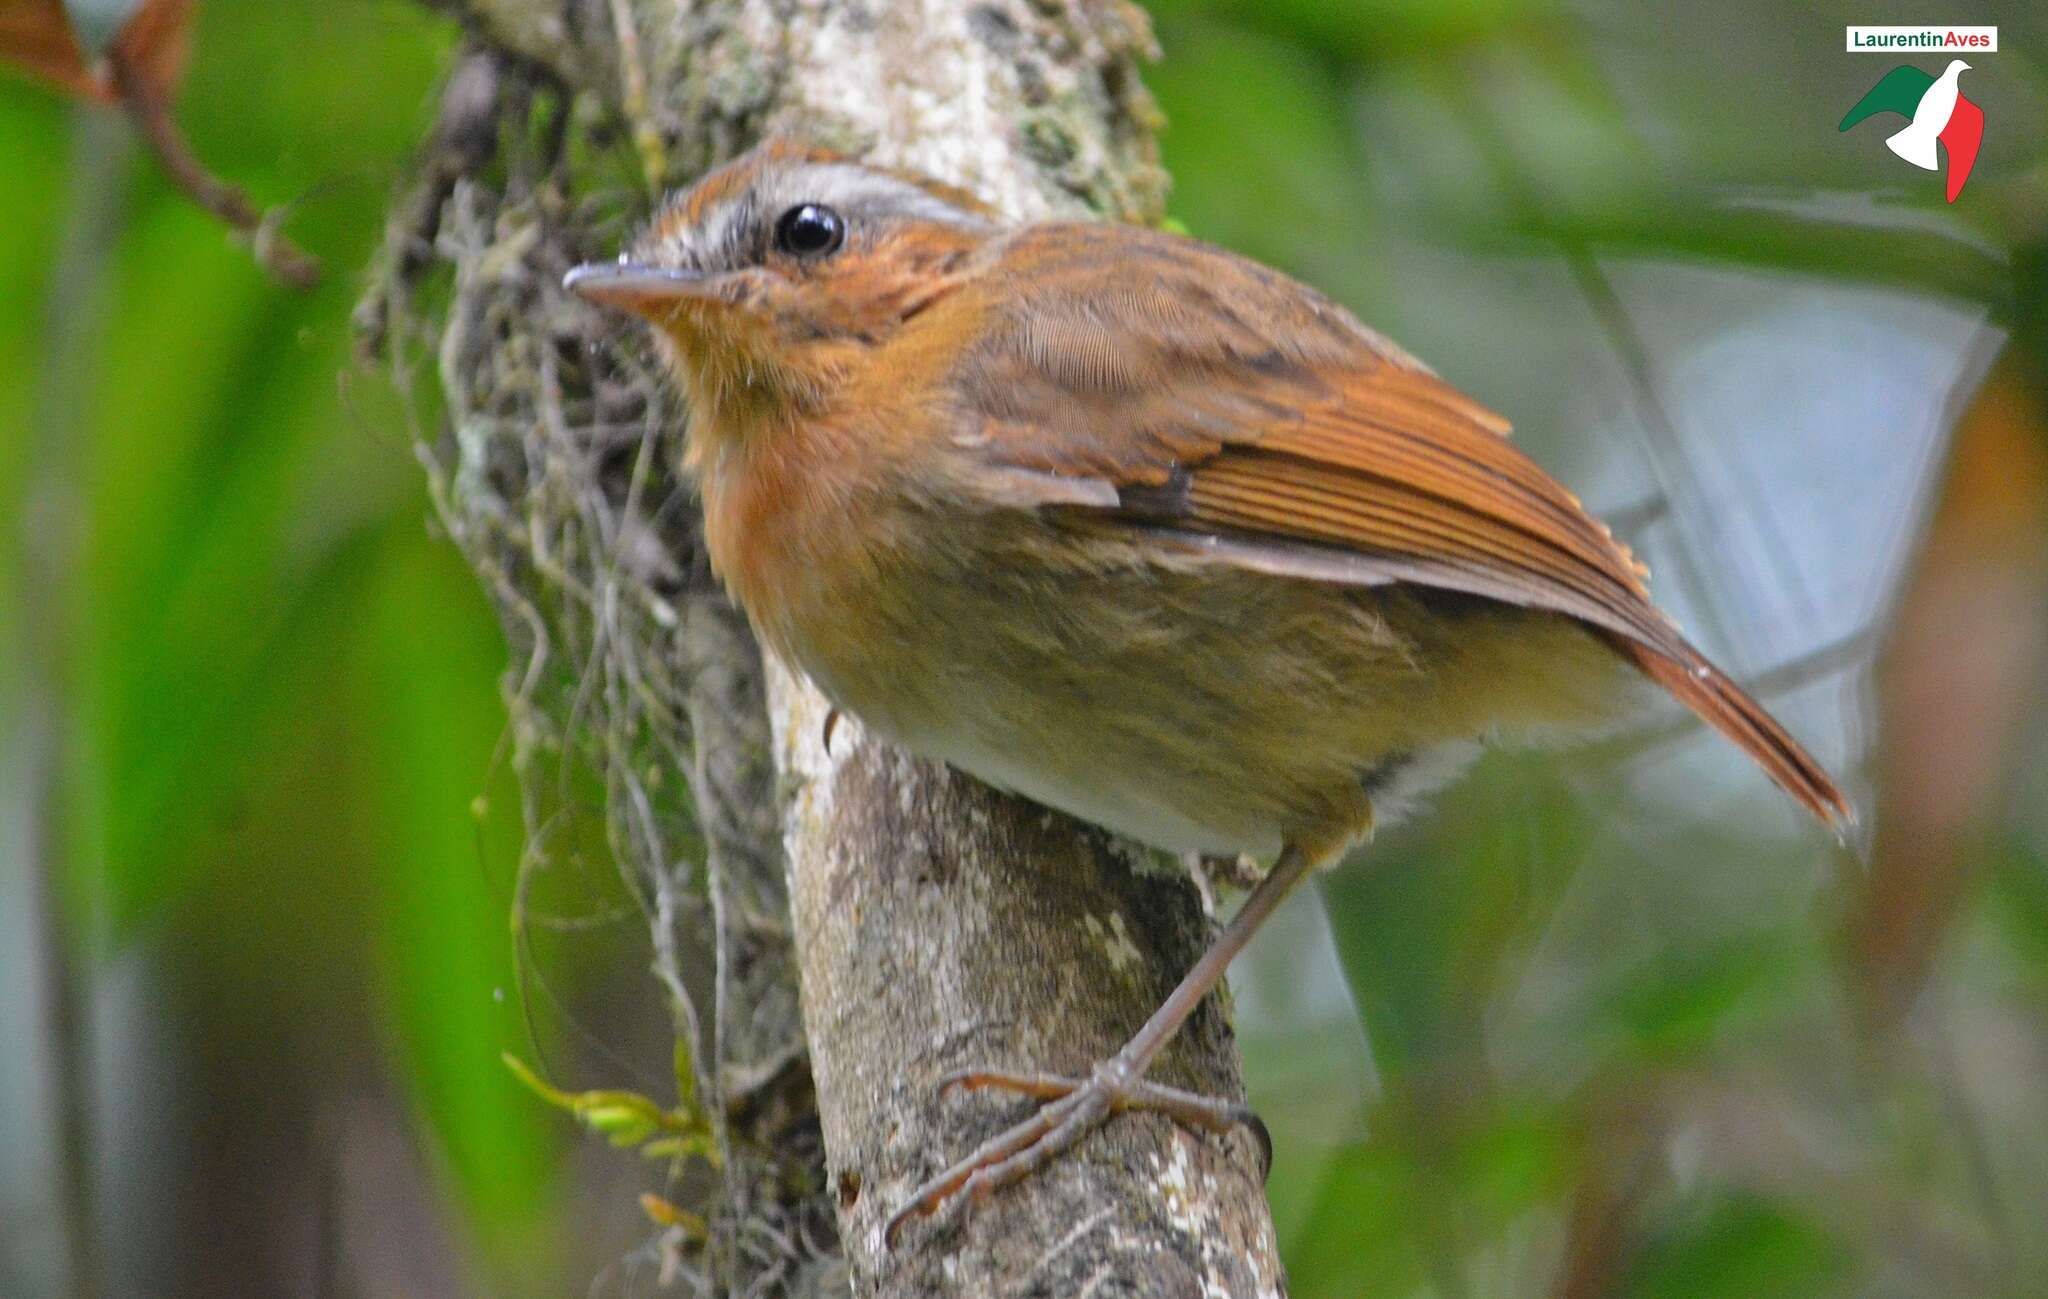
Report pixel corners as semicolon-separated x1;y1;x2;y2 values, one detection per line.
566;140;999;454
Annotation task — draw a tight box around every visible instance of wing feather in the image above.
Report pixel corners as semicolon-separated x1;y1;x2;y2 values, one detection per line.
947;223;1850;827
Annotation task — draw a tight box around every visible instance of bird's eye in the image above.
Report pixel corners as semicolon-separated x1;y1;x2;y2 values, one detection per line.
773;203;845;258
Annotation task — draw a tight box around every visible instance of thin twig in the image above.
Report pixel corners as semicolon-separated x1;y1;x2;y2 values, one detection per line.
1600;492;1671;541
109;47;321;288
1446;71;1826;664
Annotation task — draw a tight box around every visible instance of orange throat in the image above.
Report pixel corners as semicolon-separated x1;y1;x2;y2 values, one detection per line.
691;405;883;667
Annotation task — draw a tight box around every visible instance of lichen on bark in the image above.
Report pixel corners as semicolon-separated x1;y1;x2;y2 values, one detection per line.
365;1;1281;1294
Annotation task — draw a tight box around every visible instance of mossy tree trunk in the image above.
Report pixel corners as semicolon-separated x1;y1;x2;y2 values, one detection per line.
371;2;1282;1293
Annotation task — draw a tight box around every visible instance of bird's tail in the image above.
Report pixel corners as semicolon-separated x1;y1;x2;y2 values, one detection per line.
1612;635;1854;837
1886;124;1941;171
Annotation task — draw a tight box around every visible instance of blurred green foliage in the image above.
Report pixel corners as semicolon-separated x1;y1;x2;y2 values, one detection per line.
0;3;586;1293
1145;5;2046;1299
2;0;2045;1296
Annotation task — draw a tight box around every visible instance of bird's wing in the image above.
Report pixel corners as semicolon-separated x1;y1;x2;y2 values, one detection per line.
1840;64;1935;131
948;223;1850;827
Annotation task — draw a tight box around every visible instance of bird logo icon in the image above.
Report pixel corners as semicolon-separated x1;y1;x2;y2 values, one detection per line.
1840;59;1983;202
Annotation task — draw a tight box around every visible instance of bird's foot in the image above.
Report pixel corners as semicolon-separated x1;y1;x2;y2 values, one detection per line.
883;1063;1269;1246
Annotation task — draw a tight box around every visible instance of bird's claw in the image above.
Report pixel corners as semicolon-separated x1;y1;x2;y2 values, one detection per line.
883;1064;1269;1247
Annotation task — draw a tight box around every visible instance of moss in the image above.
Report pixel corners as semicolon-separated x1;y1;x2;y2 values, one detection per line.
1020;112;1078;169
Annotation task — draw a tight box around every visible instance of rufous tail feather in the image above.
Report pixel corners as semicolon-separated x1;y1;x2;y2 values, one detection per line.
1612;636;1854;835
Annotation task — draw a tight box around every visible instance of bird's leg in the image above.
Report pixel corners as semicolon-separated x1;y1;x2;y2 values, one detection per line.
884;840;1319;1244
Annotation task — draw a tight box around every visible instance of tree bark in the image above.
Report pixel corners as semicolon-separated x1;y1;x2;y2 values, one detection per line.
377;1;1282;1293
771;662;1279;1296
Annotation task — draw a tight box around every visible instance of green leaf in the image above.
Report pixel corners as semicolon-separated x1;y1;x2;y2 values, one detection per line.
357;531;565;1279
1988;837;2048;985
1284;1139;1429;1298
64;0;456;942
1319;756;1594;1078
1600;933;1805;1064
503;1051;719;1163
1629;1192;1845;1299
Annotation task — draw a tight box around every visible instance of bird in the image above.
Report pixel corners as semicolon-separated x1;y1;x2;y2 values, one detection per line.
565;138;1850;1240
1886;58;1970;170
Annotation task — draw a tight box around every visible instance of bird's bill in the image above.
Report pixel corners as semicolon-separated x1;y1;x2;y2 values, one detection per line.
564;261;722;315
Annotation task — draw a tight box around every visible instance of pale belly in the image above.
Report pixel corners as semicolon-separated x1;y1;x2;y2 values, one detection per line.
777;515;1629;862
914;714;1302;859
